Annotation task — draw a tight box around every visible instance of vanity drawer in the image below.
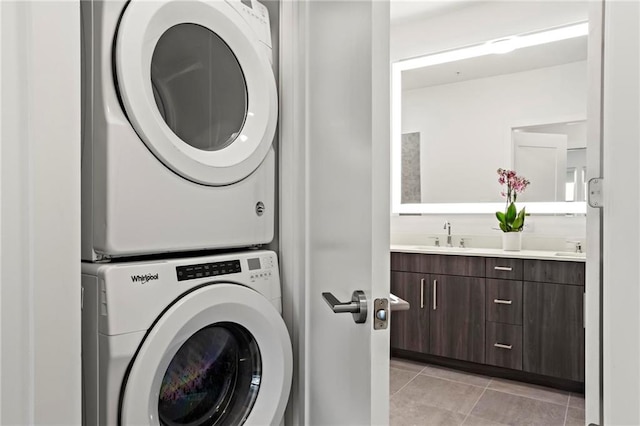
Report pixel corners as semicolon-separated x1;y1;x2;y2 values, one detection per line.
391;252;484;277
486;279;523;325
523;260;585;286
486;322;523;370
485;258;523;280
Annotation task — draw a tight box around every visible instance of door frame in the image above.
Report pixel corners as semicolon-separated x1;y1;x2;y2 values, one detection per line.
0;2;81;423
585;1;604;424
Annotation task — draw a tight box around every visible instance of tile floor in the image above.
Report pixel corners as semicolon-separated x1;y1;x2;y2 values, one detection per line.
390;358;585;426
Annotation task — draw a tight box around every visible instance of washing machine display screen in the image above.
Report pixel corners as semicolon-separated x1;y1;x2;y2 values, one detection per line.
240;0;252;9
247;258;261;271
151;24;248;152
158;323;261;426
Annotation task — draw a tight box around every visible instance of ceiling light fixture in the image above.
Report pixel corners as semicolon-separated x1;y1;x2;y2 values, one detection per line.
396;21;588;72
486;37;518;54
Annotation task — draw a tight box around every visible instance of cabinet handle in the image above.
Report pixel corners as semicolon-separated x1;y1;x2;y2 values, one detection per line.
494;343;513;350
494;266;513;271
433;279;437;310
420;278;425;309
493;299;513;305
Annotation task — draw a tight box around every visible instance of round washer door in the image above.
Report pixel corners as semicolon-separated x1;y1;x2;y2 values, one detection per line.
120;284;292;426
115;0;277;186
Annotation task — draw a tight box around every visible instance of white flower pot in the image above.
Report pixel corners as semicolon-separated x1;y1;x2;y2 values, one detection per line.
502;232;522;251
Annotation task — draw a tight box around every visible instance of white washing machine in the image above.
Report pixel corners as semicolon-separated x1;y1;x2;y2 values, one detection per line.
81;0;278;261
81;250;292;425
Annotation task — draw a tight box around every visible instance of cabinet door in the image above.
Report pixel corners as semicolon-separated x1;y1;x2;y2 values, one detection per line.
430;275;485;363
523;281;584;382
390;271;429;353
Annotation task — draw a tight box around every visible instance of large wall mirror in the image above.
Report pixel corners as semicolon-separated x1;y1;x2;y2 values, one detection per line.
391;20;589;214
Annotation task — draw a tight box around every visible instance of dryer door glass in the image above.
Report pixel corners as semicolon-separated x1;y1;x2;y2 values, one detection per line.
158;322;261;426
151;24;248;152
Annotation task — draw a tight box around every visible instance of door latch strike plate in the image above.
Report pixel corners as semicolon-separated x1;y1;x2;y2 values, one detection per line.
374;298;388;330
588;177;604;208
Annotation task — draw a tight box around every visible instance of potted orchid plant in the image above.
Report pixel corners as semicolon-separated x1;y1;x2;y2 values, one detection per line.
496;168;530;250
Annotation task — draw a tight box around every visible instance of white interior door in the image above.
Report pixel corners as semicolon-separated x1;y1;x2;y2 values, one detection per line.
279;0;390;424
513;131;568;202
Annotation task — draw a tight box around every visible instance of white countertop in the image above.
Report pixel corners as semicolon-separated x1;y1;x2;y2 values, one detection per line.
390;244;586;262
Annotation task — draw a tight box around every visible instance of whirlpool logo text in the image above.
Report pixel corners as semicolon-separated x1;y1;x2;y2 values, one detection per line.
131;273;159;284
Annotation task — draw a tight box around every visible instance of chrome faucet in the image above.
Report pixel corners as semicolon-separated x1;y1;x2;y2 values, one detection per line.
569;240;583;253
443;221;452;247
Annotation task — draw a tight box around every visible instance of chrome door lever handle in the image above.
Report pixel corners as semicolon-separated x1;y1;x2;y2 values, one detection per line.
322;290;368;324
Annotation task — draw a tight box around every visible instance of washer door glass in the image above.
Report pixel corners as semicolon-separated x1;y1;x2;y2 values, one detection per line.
151;24;247;153
158;323;261;426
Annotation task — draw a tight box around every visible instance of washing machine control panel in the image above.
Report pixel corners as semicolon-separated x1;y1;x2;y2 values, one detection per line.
176;260;241;282
248;255;276;282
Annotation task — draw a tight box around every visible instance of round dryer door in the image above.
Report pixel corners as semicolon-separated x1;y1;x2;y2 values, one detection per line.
115;0;277;186
119;284;292;426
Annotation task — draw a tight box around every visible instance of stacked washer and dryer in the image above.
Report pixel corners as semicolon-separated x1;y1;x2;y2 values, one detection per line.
80;0;292;424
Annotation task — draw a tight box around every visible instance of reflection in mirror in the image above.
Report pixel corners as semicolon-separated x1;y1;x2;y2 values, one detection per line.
512;120;586;202
392;21;589;214
567;149;587;202
401;132;421;203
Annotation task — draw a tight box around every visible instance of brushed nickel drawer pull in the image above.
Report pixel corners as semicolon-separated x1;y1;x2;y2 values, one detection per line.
493;299;513;305
494;266;513;271
433;279;437;310
420;278;425;309
494;343;513;350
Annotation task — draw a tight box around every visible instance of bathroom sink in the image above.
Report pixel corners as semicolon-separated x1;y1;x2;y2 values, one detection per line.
554;251;586;258
410;246;472;252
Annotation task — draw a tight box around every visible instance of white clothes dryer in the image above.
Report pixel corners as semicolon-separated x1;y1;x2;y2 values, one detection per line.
81;0;278;261
81;250;292;425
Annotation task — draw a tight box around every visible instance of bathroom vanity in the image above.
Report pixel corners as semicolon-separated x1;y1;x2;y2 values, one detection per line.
390;245;585;391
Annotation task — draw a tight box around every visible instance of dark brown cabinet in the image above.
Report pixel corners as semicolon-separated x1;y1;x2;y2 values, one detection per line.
486;257;524;281
390;271;429;353
391;252;484;277
391;252;585;385
429;274;485;363
485;322;523;370
484;268;523;370
486;278;523;325
523;280;585;382
523;259;585;286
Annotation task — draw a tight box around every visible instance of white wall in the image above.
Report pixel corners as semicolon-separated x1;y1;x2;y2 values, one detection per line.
390;1;589;247
402;61;587;203
0;2;81;424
